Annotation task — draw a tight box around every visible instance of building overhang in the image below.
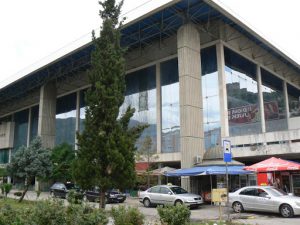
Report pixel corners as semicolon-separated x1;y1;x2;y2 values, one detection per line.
1;0;299;111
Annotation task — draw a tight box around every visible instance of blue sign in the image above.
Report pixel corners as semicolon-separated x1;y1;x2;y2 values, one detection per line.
223;140;232;162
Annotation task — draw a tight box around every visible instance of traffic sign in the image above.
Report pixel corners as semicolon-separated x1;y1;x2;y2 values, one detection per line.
223;140;231;162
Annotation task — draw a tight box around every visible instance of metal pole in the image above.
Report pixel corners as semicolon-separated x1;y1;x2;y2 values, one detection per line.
210;175;213;205
226;162;230;221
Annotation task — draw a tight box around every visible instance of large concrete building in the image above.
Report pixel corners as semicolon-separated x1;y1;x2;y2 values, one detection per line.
1;0;300;191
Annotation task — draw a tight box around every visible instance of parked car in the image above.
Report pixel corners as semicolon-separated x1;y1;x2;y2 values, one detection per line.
229;186;300;218
83;187;126;203
50;182;81;199
139;185;203;208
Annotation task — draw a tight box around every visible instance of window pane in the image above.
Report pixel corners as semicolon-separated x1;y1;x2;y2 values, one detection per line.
261;69;287;132
13;109;29;151
201;46;220;149
56;93;77;146
120;66;157;150
225;47;261;136
0;149;9;164
288;84;300;118
30;105;39;142
161;58;180;153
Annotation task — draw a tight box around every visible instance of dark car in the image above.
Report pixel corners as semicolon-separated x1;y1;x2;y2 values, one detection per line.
84;187;126;203
50;182;81;198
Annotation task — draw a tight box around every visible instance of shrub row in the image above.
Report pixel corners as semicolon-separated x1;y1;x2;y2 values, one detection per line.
0;199;192;225
0;199;108;225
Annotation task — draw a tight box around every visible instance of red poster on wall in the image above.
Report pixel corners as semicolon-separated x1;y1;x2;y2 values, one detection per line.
257;173;273;186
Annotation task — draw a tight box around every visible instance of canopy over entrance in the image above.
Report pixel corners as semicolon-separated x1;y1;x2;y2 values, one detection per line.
244;157;300;172
166;165;251;177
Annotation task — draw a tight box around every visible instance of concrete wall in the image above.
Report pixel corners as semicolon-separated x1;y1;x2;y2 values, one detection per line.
0;122;14;149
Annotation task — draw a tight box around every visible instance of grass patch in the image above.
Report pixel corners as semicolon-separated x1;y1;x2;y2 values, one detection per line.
0;197;36;209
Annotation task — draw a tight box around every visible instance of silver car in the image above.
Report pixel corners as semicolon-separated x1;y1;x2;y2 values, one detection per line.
139;185;203;208
229;186;300;218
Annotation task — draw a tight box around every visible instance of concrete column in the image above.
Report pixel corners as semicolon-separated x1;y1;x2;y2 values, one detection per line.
158;163;162;185
257;66;266;133
27;107;32;147
75;90;80;151
216;42;229;138
38;81;56;149
283;81;290;129
177;23;203;191
156;63;162;154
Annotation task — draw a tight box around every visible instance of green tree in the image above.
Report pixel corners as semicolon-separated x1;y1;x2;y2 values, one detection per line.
51;143;75;182
7;137;52;202
73;0;146;208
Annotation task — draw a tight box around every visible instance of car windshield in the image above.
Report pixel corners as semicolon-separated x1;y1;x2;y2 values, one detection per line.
265;187;288;197
170;186;188;194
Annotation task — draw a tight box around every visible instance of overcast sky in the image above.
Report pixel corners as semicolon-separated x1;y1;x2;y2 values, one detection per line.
0;0;299;89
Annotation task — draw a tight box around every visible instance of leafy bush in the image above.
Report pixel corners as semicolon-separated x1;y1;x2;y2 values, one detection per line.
0;204;30;225
66;204;108;225
2;183;13;197
66;190;84;204
157;204;191;225
111;205;144;225
0;199;108;225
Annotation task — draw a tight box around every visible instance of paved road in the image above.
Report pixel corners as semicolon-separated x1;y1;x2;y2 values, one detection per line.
6;191;300;225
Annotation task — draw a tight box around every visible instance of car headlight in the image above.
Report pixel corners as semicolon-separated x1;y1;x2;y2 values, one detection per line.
185;198;195;202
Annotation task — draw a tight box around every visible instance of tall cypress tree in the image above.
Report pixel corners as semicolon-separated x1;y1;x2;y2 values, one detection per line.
73;0;146;208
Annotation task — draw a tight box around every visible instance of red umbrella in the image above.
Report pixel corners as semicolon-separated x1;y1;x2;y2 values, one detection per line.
244;157;300;172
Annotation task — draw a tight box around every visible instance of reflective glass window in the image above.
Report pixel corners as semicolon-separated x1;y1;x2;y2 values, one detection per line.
288;84;300;118
120;66;157;150
13;109;29;151
79;90;87;133
225;48;261;136
0;149;9;164
30;105;39;142
161;58;180;153
261;69;287;132
201;46;221;149
56;93;77;146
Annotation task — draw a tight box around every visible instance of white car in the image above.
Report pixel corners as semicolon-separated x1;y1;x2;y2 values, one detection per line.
229;186;300;218
139;185;203;208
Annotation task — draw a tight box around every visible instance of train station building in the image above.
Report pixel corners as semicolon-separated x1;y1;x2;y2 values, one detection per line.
1;0;300;192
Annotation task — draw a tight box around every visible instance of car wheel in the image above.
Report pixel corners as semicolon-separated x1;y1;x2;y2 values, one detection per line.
50;191;55;198
143;198;151;208
280;204;294;218
232;201;244;213
175;200;183;206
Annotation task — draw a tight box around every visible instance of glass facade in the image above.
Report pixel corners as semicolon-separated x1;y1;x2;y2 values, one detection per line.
261;69;287;132
225;47;261;136
79;90;86;133
161;58;180;153
288;84;300;118
13;109;29;151
56;93;77;146
30;105;39;142
201;46;221;150
120;66;157;150
0;149;9;164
